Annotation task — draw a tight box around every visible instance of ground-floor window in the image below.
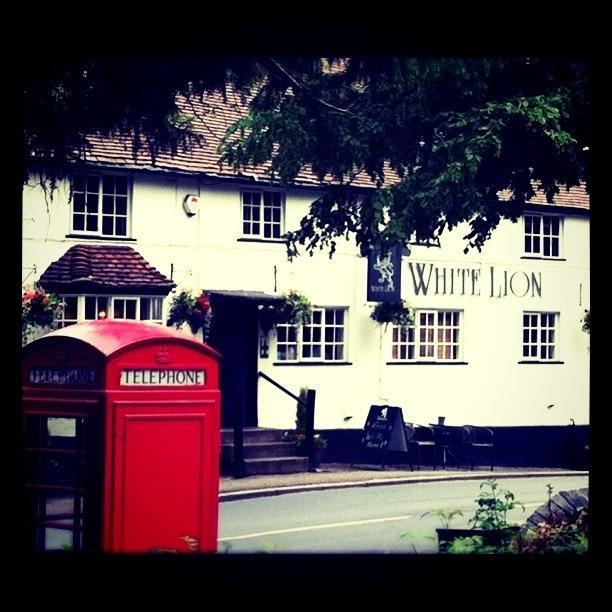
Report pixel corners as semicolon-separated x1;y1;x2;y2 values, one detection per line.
56;295;164;326
522;312;558;360
391;309;462;362
276;307;347;362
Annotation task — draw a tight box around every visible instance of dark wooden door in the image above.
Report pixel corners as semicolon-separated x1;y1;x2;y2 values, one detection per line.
208;299;258;428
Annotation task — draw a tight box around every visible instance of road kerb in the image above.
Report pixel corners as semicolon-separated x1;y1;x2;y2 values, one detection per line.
220;470;588;502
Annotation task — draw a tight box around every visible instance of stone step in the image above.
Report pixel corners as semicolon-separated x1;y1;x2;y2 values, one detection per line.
243;456;309;476
221;427;285;446
222;441;299;460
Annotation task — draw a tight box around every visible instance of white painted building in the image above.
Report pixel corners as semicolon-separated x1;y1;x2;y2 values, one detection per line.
22;89;590;432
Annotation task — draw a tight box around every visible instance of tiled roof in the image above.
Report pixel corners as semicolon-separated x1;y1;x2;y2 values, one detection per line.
499;185;589;210
79;87;589;210
39;244;175;295
80;87;398;189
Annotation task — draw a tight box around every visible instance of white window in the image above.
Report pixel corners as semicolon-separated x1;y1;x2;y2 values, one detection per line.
242;190;283;239
72;174;130;237
56;296;78;328
524;214;562;258
391;310;462;362
57;295;164;325
276;307;346;362
522;312;558;361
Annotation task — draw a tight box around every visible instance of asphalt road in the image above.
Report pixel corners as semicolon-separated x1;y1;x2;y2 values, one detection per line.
218;475;588;553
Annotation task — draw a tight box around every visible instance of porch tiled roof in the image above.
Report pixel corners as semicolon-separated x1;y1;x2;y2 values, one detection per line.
39;244;175;295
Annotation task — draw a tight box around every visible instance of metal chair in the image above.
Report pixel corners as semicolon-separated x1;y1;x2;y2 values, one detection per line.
432;424;460;469
404;424;437;471
461;425;494;470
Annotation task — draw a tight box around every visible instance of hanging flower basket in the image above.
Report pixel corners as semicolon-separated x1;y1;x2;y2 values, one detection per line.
370;300;414;330
166;290;213;339
22;284;64;331
276;290;313;326
259;290;313;335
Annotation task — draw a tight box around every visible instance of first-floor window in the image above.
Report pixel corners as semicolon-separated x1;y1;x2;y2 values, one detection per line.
391;309;462;362
56;295;164;325
523;312;558;360
524;214;562;258
276;307;346;362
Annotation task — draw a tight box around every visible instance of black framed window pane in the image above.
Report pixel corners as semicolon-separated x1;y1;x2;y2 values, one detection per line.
116;176;128;195
102;195;114;214
73;175;85;192
102;176;115;194
63;297;78;320
86;176;99;192
86;215;98;231
102;216;113;235
73;192;85;212
116;217;127;236
126;300;137;319
87;194;99;212
533;237;540;253
44;527;74;551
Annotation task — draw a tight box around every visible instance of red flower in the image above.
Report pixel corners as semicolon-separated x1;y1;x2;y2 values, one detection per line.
196;294;210;312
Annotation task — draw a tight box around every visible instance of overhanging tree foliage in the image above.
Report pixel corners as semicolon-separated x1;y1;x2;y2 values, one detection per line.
24;57;589;257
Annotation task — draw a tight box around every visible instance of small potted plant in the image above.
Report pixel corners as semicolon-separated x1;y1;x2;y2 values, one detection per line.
166;289;213;340
370;300;414;331
435;479;524;552
282;387;327;468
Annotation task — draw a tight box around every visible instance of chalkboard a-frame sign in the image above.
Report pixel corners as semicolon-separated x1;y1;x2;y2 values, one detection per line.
353;405;407;470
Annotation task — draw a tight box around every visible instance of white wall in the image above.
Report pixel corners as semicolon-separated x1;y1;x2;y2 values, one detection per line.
22;171;590;429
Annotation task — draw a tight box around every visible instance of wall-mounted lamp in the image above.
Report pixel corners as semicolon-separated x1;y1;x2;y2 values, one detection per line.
259;334;269;359
183;194;200;217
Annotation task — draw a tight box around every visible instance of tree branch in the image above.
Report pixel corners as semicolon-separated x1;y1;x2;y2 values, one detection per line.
265;57;355;116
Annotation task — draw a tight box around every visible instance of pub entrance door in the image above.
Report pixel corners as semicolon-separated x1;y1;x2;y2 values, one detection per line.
208;296;259;428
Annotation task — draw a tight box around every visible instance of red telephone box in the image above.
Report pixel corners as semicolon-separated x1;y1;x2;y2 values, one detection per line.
22;320;221;553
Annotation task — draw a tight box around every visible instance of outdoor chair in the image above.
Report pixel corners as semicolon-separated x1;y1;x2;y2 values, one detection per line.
404;424;437;471
431;424;460;469
461;425;494;470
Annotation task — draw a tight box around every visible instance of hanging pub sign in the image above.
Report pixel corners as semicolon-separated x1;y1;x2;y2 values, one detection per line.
367;245;402;303
353;405;407;470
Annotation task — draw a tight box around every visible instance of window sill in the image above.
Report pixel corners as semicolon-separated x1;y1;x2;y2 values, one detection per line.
520;256;565;261
66;234;136;242
386;361;469;366
273;361;353;366
238;237;286;244
517;360;565;364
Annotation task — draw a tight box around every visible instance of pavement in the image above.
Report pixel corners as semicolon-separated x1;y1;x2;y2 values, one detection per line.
220;463;589;501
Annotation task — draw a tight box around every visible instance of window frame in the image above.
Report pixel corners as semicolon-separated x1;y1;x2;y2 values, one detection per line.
70;173;132;238
389;309;463;363
523;213;563;259
275;307;348;363
240;188;285;240
521;311;559;362
55;295;164;326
